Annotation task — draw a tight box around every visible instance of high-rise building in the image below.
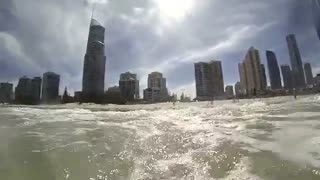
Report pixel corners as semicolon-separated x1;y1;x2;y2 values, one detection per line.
238;63;248;95
82;18;106;103
304;63;314;86
286;34;306;88
312;0;320;40
266;50;282;90
144;72;168;102
32;77;42;104
194;61;224;100
239;47;263;95
15;76;41;104
225;85;234;99
0;82;13;103
74;91;82;102
119;72;139;101
42;72;60;104
107;86;120;93
260;64;267;91
314;74;320;89
281;65;294;90
147;72;167;90
234;82;241;97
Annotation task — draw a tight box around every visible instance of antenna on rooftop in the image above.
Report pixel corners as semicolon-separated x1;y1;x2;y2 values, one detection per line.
91;4;96;19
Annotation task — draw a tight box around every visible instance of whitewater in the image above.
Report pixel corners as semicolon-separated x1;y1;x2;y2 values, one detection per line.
0;95;320;180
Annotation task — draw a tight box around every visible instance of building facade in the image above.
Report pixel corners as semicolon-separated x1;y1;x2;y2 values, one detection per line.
119;72;139;101
0;83;13;103
304;63;314;86
234;82;241;97
15;76;41;104
225;85;234;99
286;34;306;88
238;63;248;95
312;0;320;40
314;74;320;90
143;88;161;102
82;18;106;103
107;86;120;93
74;91;82;102
144;72;168;102
239;47;263;96
260;64;267;91
194;61;224;100
32;77;42;104
42;72;60;104
281;65;294;90
266;50;282;90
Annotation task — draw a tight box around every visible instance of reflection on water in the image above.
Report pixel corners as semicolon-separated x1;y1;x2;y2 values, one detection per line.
0;95;320;179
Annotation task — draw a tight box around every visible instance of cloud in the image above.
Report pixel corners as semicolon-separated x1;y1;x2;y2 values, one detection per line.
0;0;319;98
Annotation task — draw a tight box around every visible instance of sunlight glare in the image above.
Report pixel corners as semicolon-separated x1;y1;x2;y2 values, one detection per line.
153;0;195;21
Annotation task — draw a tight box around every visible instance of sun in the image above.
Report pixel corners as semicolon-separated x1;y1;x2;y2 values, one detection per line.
153;0;195;21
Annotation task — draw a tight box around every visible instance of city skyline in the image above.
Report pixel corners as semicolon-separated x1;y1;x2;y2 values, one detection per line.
1;0;320;98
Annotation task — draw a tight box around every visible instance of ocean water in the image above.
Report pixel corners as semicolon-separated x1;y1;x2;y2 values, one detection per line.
0;95;320;180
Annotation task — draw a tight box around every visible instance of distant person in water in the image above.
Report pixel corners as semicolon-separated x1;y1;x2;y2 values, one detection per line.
293;88;297;99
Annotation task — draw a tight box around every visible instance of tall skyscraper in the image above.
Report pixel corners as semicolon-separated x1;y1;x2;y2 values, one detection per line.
312;0;320;40
304;63;314;86
119;72;139;101
286;34;306;88
281;65;293;90
15;76;41;104
144;72;168;102
266;50;282;90
82;18;106;103
260;64;267;91
42;72;60;104
234;82;241;97
0;82;13;103
239;47;263;95
238;63;247;95
32;77;42;104
194;61;224;100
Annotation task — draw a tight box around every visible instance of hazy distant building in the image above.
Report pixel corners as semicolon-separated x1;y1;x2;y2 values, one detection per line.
119;72;139;101
74;91;82;102
144;72;168;102
143;88;161;102
15;76;30;103
194;61;224;100
107;86;120;93
32;77;42;104
304;63;314;86
238;63;248;95
281;65;293;90
42;72;60;104
105;87;126;104
286;34;306;88
235;82;241;97
239;47;263;96
312;0;320;40
266;50;282;89
15;76;41;104
225;85;234;99
314;74;320;89
260;64;267;91
82;18;106;103
0;83;13;103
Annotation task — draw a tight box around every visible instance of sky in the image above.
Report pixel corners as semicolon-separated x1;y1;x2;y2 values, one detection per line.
0;0;320;98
